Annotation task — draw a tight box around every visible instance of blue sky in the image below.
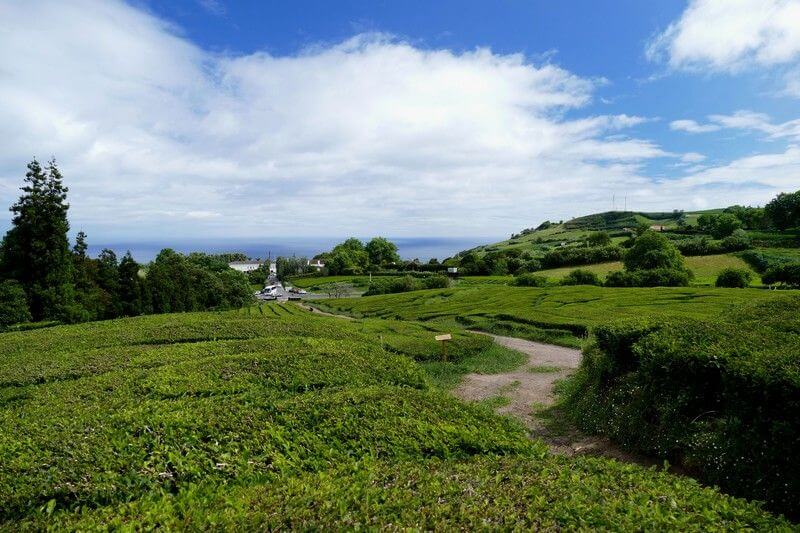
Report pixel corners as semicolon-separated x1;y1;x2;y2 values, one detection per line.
1;0;799;241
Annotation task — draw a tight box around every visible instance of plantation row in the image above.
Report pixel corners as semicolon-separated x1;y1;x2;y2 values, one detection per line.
0;305;790;529
316;285;777;347
563;295;800;518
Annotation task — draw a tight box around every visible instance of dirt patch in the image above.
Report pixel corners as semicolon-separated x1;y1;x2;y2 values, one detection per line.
456;332;658;466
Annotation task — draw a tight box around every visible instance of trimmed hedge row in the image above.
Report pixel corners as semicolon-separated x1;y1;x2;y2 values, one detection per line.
3;305;790;528
23;456;791;531
541;245;623;269
564;295;800;518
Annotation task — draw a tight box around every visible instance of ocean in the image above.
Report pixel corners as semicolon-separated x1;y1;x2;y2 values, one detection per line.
86;236;495;263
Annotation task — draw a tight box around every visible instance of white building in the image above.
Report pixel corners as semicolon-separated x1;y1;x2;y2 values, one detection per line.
228;260;264;273
307;258;325;271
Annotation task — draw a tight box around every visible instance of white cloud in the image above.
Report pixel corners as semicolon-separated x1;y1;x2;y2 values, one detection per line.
648;0;800;71
670;119;721;133
648;0;800;96
0;0;792;243
667;145;800;194
671;110;800;140
680;152;706;163
0;0;678;240
784;68;800;96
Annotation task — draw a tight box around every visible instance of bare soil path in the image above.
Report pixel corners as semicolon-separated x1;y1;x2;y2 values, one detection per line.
294;304;653;466
458;332;653;464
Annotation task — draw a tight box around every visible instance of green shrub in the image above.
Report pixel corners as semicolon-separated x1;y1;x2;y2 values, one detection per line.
514;273;548;287
605;268;691;287
715;267;753;288
541;245;622;269
364;274;450;296
762;262;800;287
624;231;685;271
676;236;725;256
0;280;31;328
564;296;800;518
560;269;601;286
738;249;794;273
721;229;752;251
422;275;450;290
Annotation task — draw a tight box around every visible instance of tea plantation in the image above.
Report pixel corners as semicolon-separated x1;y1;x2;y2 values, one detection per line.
562;295;800;519
316;285;778;347
0;303;791;529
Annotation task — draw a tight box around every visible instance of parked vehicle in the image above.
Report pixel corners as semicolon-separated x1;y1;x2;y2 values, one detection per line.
256;285;279;300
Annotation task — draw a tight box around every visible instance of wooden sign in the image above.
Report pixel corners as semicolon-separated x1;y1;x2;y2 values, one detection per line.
434;334;452;342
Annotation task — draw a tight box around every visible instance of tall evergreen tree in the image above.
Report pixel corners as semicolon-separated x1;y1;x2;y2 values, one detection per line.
96;249;121;318
117;252;145;316
0;159;75;321
72;230;92;291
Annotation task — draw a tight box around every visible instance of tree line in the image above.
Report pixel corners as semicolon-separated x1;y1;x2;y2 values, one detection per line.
0;159;252;328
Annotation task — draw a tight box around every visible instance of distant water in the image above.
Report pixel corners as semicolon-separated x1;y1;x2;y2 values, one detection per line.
87;237;495;263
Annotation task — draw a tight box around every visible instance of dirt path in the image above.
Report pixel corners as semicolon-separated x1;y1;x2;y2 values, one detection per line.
457;332;653;463
295;302;354;320
293;305;653;465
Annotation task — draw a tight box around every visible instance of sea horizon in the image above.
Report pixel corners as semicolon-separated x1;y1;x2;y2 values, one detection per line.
86;236;499;264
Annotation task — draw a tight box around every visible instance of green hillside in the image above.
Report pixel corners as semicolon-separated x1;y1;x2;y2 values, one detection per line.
316;285;779;347
0;305;790;529
471;210;702;255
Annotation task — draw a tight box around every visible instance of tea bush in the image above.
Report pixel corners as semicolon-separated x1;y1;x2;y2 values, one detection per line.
22;457;791;531
514;273;548;287
560;268;601;286
363;274;450;296
715;267;753;288
563;295;800;518
1;303;790;528
317;285;776;348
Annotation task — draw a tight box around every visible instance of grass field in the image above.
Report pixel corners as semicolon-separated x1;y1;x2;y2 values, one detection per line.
0;304;790;529
316;285;781;347
292;253;762;297
534;254;759;286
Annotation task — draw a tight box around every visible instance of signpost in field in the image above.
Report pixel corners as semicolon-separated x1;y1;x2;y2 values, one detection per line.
435;333;452;362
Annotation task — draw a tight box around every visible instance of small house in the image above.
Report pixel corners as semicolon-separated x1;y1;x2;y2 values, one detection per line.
228;260;264;273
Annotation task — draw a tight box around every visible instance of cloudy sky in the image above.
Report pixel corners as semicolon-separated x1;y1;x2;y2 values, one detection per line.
1;0;799;242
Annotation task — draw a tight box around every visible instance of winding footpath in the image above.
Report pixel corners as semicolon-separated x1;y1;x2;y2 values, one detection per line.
296;303;650;464
460;332;650;463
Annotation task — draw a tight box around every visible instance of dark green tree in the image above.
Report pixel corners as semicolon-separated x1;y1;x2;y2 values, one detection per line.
71;230;93;292
0;159;75;321
365;237;400;266
117;252;146;316
324;238;369;274
96;249;121;318
765;191;800;231
606;231;692;287
709;213;742;238
623;231;686;271
276;256;308;280
0;280;31;327
586;231;611;247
